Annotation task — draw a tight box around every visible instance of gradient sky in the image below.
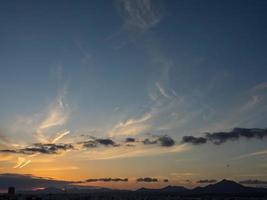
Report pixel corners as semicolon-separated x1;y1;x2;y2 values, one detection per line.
0;0;267;190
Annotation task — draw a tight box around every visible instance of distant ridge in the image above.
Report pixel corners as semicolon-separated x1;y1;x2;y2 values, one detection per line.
18;179;267;195
19;186;109;194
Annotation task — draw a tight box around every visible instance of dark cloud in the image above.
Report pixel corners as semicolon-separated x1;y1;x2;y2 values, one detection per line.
86;178;128;182
81;138;118;148
82;140;98;148
0;143;74;155
239;180;267;185
96;139;116;146
81;135;175;149
142;138;157;145
197;179;217;184
181;136;207;145
0;174;72;190
142;135;175;147
125;137;135;143
136;177;158;182
205;128;267;145
182;127;267;145
0;149;18;153
158;135;175;147
163;179;169;182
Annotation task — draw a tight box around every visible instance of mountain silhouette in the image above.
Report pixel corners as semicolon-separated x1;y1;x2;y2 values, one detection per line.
192;179;267;194
136;179;267;194
136;186;188;193
193;179;246;193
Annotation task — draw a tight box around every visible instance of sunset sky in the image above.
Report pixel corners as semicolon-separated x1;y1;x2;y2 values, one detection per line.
0;0;267;190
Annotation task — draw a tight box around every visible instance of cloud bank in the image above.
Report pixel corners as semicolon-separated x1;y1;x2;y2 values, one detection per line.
197;179;217;184
86;178;128;182
182;128;267;145
143;135;175;147
0;143;74;155
239;180;267;185
136;177;158;182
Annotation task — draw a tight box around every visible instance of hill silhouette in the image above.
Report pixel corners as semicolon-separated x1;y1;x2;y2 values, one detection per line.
17;179;267;195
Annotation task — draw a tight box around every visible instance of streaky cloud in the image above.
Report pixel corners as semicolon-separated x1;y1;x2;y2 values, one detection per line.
181;136;207;145
86;178;128;182
197;179;217;184
136;177;158;182
239;179;267;185
51;130;70;144
0;143;74;155
117;0;162;32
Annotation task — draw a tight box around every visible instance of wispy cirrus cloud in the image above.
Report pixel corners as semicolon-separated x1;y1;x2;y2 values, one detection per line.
36;92;70;143
252;82;267;91
170;172;194;178
51;130;70;144
13;157;31;169
156;81;171;99
34;166;79;171
77;143;188;161
117;0;162;32
233;149;267;160
108;113;151;137
5;76;71;169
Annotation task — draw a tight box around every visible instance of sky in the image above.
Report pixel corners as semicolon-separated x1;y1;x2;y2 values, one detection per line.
0;0;267;190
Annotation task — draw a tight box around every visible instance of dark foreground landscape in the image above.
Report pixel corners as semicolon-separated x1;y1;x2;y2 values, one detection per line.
1;180;267;200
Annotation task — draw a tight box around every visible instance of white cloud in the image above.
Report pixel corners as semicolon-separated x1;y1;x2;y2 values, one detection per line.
78;144;189;161
117;0;162;32
109;113;151;136
156;81;171;99
51;130;70;144
18;160;31;168
36;92;70;143
252;82;267;90
233;149;267;160
171;172;194;178
34;166;79;171
13;157;30;169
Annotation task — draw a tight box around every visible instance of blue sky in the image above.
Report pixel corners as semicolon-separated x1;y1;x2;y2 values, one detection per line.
0;0;267;189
